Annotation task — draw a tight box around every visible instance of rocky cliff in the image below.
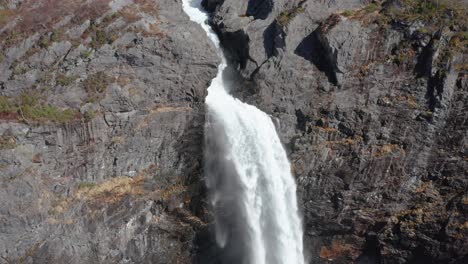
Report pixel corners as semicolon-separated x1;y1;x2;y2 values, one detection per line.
0;0;467;263
0;0;218;263
205;0;467;263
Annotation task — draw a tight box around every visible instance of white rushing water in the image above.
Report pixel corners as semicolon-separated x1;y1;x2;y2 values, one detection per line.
182;1;304;263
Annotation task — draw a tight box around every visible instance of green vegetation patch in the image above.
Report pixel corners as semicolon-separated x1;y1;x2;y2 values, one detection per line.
0;92;78;124
364;3;381;13
78;182;97;189
277;6;305;27
342;10;356;17
85;16;119;49
0;95;15;113
83;110;96;122
38;30;62;49
91;30;110;48
21;104;77;123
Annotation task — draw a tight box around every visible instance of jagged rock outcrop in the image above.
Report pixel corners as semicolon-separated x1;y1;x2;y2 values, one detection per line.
0;0;218;263
206;0;467;263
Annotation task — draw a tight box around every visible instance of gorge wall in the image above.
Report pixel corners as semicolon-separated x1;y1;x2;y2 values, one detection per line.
204;0;467;263
0;0;467;263
0;0;218;263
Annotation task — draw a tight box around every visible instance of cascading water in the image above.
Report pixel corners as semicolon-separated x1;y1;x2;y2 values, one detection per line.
182;1;304;263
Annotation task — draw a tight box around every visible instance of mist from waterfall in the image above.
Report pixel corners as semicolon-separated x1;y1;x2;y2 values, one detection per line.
182;1;304;263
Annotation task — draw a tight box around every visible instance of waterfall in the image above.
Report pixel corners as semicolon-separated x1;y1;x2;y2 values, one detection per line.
182;1;304;263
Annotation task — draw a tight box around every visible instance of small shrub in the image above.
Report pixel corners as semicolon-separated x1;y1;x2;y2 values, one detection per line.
342;10;355;17
0;8;13;27
81;50;93;59
102;13;118;24
37;73;54;84
50;29;61;42
37;30;62;49
3;31;24;48
0;135;16;150
91;30;107;48
38;34;50;48
450;31;468;51
20;92;38;106
0;96;15;113
84;110;96;122
118;6;141;23
0;53;4;64
375;13;392;27
90;30;117;49
56;74;78;87
83;72;110;102
364;3;381;13
13;66;28;75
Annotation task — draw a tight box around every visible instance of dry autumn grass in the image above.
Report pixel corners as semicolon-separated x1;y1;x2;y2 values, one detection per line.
319;240;360;261
49;166;190;219
373;144;404;157
76;176;146;203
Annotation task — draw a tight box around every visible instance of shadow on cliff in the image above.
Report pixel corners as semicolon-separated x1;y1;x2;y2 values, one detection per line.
295;31;338;86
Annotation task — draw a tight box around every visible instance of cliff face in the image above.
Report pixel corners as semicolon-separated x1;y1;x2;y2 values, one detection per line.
0;0;467;263
0;0;218;263
205;0;467;263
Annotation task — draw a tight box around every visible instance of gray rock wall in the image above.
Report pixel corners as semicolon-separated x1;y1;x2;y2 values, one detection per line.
0;0;218;263
207;0;467;263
